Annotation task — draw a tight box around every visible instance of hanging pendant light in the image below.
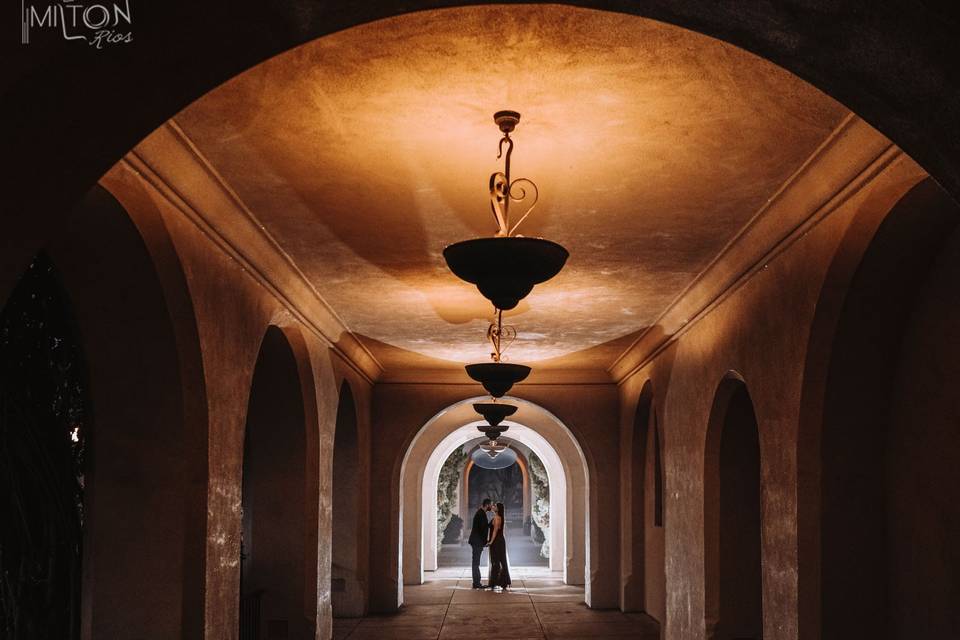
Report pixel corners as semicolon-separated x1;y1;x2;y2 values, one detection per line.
443;111;569;310
464;307;530;397
473;402;517;428
471;444;518;470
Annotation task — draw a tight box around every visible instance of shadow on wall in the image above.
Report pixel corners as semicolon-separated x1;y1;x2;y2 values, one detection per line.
241;327;310;639
332;382;364;617
704;376;763;640
802;178;960;639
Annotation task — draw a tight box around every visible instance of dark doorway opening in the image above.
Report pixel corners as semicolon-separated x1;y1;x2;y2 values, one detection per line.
706;378;763;640
240;327;309;639
331;382;362;617
0;254;87;640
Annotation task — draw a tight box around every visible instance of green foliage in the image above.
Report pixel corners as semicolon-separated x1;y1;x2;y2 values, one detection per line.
436;447;468;542
0;254;87;639
528;452;551;558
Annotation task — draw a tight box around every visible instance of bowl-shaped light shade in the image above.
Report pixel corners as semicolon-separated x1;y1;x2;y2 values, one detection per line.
443;237;569;310
473;402;518;428
465;362;532;398
477;424;510;440
472;445;518;469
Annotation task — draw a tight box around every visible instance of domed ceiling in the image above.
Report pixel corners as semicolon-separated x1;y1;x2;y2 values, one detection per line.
174;4;847;374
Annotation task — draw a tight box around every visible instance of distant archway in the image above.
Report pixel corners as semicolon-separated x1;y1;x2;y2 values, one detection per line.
331;382;363;616
240;327;310;638
705;376;763;640
422;422;567;575
399;396;592;603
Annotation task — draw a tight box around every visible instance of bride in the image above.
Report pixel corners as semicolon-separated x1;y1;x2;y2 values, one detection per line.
486;502;512;591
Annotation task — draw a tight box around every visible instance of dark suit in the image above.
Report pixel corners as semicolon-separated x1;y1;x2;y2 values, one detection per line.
468;508;489;587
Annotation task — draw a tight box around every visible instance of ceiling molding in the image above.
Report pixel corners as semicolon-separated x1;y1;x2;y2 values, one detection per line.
377;367;614;385
608;114;920;383
121;121;384;383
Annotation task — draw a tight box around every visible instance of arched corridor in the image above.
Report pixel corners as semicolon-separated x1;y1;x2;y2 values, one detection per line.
4;4;960;640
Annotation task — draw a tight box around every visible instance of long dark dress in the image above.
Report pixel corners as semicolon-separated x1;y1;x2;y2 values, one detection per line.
488;516;512;588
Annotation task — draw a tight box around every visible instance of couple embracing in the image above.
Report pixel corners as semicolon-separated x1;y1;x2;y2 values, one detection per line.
468;498;512;591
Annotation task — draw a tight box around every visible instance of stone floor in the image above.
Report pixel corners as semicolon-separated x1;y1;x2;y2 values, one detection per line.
333;567;660;639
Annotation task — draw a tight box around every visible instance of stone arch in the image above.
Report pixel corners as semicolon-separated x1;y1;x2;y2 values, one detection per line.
240;326;313;638
704;373;763;640
331;381;363;616
7;3;959;307
798;177;960;639
38;184;208;638
421;422;568;575
396;396;592;603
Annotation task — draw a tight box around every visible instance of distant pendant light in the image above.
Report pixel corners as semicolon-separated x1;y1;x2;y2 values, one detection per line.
471;444;518;470
464;308;530;398
443;111;569;311
473;402;517;428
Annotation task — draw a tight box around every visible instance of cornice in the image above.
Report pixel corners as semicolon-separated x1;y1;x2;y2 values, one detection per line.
119;120;384;383
608;114;920;384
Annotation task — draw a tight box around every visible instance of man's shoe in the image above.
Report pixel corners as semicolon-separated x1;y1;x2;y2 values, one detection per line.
472;584;484;589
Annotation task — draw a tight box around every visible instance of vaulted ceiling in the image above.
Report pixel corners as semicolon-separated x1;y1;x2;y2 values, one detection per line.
174;4;847;374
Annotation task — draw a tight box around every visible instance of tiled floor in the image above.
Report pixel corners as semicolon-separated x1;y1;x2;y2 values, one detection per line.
333;567;660;639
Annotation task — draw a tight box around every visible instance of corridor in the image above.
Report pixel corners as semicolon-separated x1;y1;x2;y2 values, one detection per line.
5;3;960;640
334;569;659;639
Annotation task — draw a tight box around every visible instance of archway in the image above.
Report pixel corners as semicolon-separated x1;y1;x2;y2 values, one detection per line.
624;381;666;624
240;327;310;638
399;396;592;603
705;376;763;640
6;4;960;313
331;382;363;617
423;422;567;576
800;178;960;639
30;185;206;638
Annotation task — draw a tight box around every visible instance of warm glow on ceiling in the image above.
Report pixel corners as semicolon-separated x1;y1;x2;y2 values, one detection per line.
174;4;847;372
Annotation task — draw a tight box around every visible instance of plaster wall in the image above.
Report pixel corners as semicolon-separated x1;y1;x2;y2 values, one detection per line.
95;158;375;638
616;148;927;640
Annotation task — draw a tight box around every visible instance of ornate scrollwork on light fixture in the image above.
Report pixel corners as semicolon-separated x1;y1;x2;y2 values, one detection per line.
489;111;540;238
443;110;568;312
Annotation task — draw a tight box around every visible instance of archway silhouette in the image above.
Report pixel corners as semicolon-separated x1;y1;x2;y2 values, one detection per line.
705;375;763;640
331;382;363;617
6;3;959;314
240;327;311;638
799;178;960;639
40;185;207;637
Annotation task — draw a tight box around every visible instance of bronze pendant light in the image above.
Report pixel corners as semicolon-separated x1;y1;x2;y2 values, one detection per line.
448;111;567;399
443;111;569;311
445;111;568;435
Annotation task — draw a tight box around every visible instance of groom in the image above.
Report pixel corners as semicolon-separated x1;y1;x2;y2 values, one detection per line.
468;498;493;588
